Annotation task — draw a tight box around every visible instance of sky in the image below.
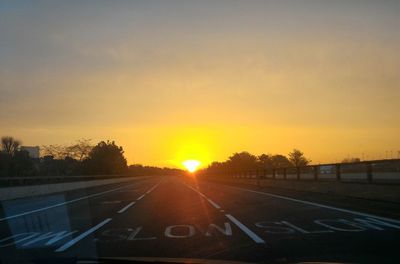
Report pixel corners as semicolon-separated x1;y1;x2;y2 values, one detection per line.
1;0;399;168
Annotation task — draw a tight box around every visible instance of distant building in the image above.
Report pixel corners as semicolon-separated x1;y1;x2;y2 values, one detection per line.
20;146;40;158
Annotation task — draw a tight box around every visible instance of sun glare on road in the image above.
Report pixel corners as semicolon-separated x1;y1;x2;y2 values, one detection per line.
182;160;201;173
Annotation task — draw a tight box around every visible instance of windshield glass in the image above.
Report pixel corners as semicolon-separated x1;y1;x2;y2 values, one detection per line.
1;1;399;263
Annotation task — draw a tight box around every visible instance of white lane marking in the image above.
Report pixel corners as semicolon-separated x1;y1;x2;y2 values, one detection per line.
136;194;145;200
146;184;161;194
0;182;142;222
207;198;221;209
225;214;265;244
186;184;207;198
130;181;162;204
186;184;219;208
227;185;400;225
184;183;265;244
118;202;136;213
146;181;161;194
55;218;112;252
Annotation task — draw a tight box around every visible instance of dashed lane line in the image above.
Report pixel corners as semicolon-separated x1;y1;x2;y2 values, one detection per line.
117;181;162;214
136;194;145;200
146;182;161;194
207;198;221;209
118;202;136;213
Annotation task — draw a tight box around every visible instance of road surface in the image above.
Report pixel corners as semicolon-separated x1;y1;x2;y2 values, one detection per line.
0;176;399;263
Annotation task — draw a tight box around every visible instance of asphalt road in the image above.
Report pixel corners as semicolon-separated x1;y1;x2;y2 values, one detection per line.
0;176;399;263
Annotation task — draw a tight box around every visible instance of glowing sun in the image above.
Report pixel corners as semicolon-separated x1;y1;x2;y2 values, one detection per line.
182;160;201;173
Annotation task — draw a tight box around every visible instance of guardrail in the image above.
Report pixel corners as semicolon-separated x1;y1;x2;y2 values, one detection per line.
231;159;400;184
0;174;132;187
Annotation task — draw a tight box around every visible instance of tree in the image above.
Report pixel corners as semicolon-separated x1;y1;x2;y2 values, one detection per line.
288;149;310;167
84;140;127;175
258;154;273;169
270;154;292;168
65;139;93;161
128;164;183;176
13;150;35;176
206;161;225;175
41;138;93;160
1;136;21;156
41;144;67;159
226;152;258;171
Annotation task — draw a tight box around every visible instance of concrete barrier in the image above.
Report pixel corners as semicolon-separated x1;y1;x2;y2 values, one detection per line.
0;176;149;201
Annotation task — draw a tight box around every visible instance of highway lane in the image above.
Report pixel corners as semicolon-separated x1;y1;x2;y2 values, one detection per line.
184;179;400;263
0;176;399;263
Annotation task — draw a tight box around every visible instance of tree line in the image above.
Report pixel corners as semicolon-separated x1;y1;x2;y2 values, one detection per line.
0;136;181;177
198;149;311;176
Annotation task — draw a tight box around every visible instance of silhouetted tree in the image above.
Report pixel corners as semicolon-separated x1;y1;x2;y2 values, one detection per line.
1;136;21;156
270;154;292;168
128;164;183;176
42;139;93;160
226;152;258;172
83;140;127;175
0;152;12;177
13;150;35;176
201;161;226;176
288;149;310;167
258;154;273;169
41;144;67;159
65;139;93;161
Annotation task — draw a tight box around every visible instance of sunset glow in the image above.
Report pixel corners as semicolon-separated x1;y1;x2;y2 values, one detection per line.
0;1;399;167
182;160;201;173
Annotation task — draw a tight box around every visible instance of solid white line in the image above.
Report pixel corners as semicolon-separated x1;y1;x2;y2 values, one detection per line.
0;182;139;222
136;194;145;200
225;214;265;244
207;198;221;209
55;218;112;252
118;201;136;213
228;185;400;224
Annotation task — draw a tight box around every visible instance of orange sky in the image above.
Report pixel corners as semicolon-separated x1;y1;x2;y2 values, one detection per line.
1;1;399;169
